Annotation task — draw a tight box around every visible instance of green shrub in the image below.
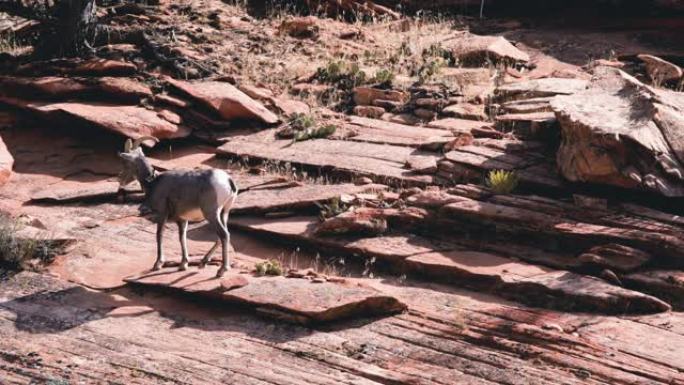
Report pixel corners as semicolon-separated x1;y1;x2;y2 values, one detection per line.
0;215;54;271
255;259;283;276
373;68;395;86
486;170;519;194
315;196;349;221
315;60;368;90
288;113;316;132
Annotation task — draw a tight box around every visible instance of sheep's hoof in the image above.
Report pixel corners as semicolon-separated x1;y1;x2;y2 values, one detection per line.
178;262;189;271
216;267;228;278
152;262;163;271
198;262;207;269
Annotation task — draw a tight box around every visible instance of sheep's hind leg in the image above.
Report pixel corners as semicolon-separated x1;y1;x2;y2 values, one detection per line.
215;210;231;278
177;220;189;271
199;240;219;268
153;218;167;271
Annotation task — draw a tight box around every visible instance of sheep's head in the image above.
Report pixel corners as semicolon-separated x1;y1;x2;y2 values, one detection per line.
118;136;159;187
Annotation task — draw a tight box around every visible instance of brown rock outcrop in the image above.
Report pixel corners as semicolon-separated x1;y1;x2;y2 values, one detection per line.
166;78;279;124
552;67;684;196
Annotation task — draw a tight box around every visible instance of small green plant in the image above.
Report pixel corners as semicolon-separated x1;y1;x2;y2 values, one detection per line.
315;196;349;221
373;68;395;86
254;259;283;276
486;170;519;194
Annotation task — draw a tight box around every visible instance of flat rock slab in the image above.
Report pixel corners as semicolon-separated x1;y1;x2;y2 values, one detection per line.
232;215;669;314
344;116;454;149
125;268;406;324
0;97;191;140
166;78;279;124
217;137;437;186
234;183;387;214
495;78;588;102
443;33;530;65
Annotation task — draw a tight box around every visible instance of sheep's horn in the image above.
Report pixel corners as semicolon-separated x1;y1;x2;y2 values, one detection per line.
132;136;159;149
124;138;133;152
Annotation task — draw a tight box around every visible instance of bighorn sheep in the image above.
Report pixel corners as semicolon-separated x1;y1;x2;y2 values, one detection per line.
118;137;238;278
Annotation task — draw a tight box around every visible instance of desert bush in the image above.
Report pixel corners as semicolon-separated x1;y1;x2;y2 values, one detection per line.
486;170;519;194
315;60;368;90
373;68;395;86
315;196;349;221
255;259;283;276
0;215;54;271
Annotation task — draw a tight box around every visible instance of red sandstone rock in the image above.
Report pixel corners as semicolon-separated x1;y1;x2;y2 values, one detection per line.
166;78;279;124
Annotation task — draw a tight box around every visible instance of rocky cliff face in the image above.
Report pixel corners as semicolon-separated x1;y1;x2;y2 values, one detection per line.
552;67;684;196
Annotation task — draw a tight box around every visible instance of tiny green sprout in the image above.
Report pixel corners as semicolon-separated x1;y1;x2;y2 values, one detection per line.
486;169;519;194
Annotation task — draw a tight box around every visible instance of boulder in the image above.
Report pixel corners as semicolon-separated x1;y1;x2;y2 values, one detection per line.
166;78;279;124
551;67;684;196
637;54;683;84
443;33;529;66
0;134;13;186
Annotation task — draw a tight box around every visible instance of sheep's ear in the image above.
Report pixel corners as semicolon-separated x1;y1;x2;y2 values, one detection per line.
124;139;133;152
119;152;134;161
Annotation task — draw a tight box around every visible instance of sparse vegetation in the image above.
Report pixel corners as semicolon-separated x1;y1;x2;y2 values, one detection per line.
254;259;284;276
293;124;337;142
373;68;395;86
0;215;55;271
288;113;316;132
486;170;519;194
417;57;447;83
315;196;349;220
315;60;368;90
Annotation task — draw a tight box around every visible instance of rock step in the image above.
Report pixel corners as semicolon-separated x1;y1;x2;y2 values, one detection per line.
217;137;438;187
0;96;191;141
623;270;684;309
231;215;670;314
499;97;555;114
125;269;406;324
234;183;387;215
494;78;589;102
438;145;565;190
342;116;455;149
436;195;684;266
495;111;558;140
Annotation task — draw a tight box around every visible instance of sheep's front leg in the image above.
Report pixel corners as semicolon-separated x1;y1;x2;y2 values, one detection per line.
177;220;189;271
153;219;167;271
